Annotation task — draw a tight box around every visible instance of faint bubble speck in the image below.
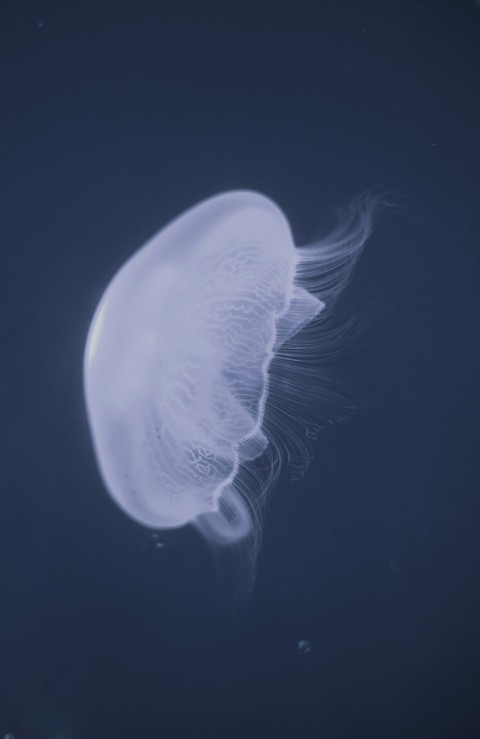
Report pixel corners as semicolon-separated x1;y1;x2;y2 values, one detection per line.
4;733;16;739
150;533;166;549
37;19;44;28
297;639;312;655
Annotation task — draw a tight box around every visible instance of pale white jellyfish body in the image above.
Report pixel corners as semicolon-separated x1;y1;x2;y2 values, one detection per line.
84;191;375;559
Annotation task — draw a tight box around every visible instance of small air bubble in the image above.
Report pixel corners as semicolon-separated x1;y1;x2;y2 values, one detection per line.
297;639;313;655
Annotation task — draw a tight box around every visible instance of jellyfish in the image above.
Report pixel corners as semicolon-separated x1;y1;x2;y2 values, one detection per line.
84;190;376;583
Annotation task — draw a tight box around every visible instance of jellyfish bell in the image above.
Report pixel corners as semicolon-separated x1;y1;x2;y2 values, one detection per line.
84;190;376;582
